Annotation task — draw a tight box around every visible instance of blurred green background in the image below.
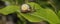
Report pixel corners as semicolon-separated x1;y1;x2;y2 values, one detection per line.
0;0;60;24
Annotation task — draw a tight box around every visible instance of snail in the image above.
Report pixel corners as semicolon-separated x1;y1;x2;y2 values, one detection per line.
21;4;31;13
21;4;36;13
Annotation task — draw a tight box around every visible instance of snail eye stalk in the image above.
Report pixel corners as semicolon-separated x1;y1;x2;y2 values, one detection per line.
21;4;31;13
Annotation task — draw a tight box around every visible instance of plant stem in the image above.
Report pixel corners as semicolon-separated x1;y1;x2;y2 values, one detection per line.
48;0;58;13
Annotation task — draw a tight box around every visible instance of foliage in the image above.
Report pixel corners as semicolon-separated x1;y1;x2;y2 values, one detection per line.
0;0;60;24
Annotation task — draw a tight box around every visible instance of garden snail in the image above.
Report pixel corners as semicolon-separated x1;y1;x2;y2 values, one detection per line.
21;4;31;13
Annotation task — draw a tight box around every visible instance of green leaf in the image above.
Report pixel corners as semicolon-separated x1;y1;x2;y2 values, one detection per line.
21;13;42;22
32;8;60;24
0;5;20;15
16;2;44;22
57;11;60;20
44;8;60;24
20;2;60;24
17;12;27;24
16;2;43;22
17;11;42;22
